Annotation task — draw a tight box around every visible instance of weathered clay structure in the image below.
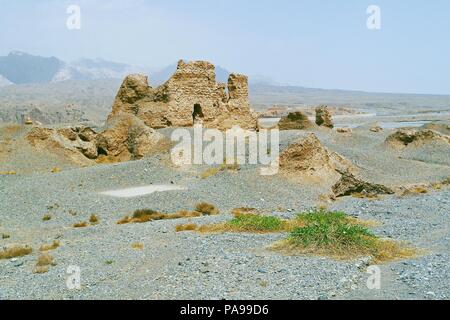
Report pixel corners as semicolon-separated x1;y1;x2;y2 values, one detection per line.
108;60;257;130
278;112;313;130
280;133;394;197
315;106;334;128
26;116;169;165
386;128;450;148
279;134;355;185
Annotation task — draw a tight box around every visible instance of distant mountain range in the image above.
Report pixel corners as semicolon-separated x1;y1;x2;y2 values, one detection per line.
0;51;276;87
0;74;13;86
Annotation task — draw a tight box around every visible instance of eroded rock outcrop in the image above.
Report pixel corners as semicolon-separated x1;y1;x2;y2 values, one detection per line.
336;127;352;134
26;116;169;165
420;123;450;136
386;129;450;148
315;106;334;128
96;114;169;162
280;134;394;197
370;126;383;133
27;126;98;166
278;112;313;130
109;60;257;130
280;134;354;184
332;171;394;198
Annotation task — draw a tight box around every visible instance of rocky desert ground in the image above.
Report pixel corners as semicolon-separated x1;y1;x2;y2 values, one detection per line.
1;61;449;300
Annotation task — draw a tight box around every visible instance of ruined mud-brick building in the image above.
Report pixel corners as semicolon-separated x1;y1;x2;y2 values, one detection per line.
108;60;257;130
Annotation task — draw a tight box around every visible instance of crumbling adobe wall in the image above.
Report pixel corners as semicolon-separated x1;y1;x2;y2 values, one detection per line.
109;60;257;130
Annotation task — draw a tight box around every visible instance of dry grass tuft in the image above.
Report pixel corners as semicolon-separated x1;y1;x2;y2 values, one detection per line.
89;214;99;224
118;209;166;224
175;223;199;232
95;155;118;164
200;163;240;179
131;243;144;250
117;216;132;225
370;239;418;264
0;245;33;260
231;207;260;217
36;253;55;267
399;186;429;197
195;202;219;215
432;183;442;190
39;240;60;252
410;187;428;194
117;207;212;225
170;211;202;219
51;167;61;173
35;266;50;274
73;221;88;228
0;171;17;175
132;209;165;223
34;253;56;273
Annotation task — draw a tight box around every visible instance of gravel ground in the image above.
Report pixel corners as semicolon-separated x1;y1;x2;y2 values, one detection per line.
0;124;449;300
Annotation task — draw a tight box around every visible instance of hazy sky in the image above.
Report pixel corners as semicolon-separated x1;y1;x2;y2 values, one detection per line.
1;0;449;94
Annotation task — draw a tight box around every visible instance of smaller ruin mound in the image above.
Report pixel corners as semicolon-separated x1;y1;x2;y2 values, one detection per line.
315;106;334;128
278;112;313;130
421;123;450;136
332;171;394;198
336;127;352;134
370;126;383;133
386;129;450;148
280;134;354;184
280;134;394;197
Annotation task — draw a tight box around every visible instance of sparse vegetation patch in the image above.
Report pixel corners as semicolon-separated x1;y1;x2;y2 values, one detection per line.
0;245;33;260
73;221;89;228
175;223;198;232
272;210;416;263
200;163;240;179
195;202;219;215
118;203;219;225
131;243;144;250
35;253;56;274
89;214;99;224
179;209;304;234
0;171;17;175
228;214;284;232
39;240;60;252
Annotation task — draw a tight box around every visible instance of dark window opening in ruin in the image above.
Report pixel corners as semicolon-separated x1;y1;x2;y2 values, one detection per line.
97;146;108;156
193;104;204;123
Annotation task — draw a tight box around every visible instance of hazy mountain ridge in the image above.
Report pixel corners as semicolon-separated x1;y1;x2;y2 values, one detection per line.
0;74;13;87
0;51;64;84
0;51;275;86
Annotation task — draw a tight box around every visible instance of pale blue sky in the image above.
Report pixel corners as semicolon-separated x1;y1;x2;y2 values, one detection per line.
1;0;449;94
